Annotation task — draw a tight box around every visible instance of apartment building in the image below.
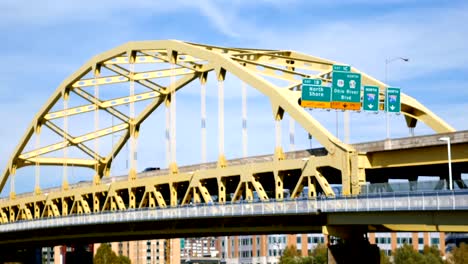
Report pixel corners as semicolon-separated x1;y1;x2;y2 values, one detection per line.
219;232;445;264
181;237;218;259
39;232;445;263
96;239;180;264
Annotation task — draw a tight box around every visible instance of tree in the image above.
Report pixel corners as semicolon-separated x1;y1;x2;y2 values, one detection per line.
299;256;314;264
279;245;301;264
279;244;327;264
94;244;131;264
279;245;319;264
447;242;468;264
422;245;443;264
118;255;131;264
380;250;391;264
393;244;425;264
94;244;118;264
310;244;327;264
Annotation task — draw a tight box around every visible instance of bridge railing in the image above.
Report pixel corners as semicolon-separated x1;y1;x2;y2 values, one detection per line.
1;190;468;233
359;179;468;195
2;178;466;203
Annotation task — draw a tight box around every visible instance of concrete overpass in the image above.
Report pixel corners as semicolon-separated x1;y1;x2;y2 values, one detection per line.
1;187;467;248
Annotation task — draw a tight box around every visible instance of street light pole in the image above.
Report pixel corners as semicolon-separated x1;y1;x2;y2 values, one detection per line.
439;136;453;190
385;57;409;143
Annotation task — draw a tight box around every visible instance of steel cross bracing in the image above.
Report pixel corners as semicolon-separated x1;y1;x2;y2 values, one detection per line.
0;40;457;225
1;190;468;246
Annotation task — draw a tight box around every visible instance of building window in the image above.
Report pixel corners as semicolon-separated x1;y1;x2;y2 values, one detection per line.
297;237;301;244
398;237;412;244
431;238;440;245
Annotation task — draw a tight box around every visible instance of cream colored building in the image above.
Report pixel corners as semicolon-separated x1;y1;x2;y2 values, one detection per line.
96;239;180;264
219;232;446;264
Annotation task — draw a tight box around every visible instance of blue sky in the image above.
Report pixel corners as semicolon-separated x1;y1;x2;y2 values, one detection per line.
0;0;467;194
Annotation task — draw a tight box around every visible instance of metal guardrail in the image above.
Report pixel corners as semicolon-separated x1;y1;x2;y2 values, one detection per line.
1;190;468;233
360;180;468;194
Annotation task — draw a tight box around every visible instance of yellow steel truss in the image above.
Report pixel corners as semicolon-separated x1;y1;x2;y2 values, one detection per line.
0;40;455;207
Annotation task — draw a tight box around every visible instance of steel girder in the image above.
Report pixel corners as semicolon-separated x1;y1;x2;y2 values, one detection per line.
0;40;454;202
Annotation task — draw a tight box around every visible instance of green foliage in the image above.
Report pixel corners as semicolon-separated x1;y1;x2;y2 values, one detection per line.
279;245;301;264
393;243;443;264
447;242;468;264
393;244;424;264
310;244;327;264
300;256;314;264
94;244;131;264
380;250;391;264
118;255;131;264
279;244;327;264
422;245;443;264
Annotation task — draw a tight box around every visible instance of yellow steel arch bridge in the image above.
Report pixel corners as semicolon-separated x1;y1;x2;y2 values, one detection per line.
0;40;464;232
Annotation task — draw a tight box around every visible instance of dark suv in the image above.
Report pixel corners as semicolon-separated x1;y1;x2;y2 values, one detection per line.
143;167;160;172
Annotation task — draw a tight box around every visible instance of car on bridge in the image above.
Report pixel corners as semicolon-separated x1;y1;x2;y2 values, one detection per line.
142;167;160;172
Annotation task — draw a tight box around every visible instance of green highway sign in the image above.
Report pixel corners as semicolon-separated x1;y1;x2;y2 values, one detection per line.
386;87;401;113
332;65;351;72
331;69;362;110
363;86;379;112
301;78;331;109
303;78;322;86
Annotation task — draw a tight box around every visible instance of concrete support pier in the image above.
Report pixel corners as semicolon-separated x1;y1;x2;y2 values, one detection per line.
325;226;381;264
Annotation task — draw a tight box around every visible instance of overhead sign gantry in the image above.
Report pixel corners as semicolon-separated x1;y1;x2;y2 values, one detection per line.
300;64;401;114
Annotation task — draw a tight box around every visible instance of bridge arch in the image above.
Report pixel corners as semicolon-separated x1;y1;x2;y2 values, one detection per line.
0;40;454;196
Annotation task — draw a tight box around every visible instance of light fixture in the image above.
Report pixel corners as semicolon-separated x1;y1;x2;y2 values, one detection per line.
439;136;452;190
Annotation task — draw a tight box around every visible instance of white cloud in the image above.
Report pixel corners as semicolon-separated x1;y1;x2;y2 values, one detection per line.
234;4;468;82
0;0;243;38
1;0;467;195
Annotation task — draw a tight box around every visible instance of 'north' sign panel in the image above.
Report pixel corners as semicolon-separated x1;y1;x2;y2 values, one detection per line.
386;87;401;113
363;86;379;112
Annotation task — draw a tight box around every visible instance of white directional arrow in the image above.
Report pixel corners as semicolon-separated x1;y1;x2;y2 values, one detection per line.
368;104;374;109
390;105;395;110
